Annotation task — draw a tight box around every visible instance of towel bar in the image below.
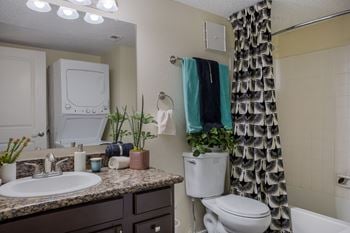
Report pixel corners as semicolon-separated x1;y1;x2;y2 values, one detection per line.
169;55;183;64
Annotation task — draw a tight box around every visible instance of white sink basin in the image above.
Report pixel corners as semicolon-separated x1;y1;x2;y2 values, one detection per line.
0;172;101;198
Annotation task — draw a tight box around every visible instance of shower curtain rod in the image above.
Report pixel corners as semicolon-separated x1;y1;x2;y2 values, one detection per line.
272;9;350;36
170;10;350;61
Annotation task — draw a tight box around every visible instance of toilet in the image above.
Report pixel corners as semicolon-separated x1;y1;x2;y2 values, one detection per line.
183;152;271;233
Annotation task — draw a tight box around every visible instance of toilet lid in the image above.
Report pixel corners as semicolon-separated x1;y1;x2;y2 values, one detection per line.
216;195;270;218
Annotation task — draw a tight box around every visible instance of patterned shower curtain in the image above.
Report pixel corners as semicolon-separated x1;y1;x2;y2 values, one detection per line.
229;1;292;232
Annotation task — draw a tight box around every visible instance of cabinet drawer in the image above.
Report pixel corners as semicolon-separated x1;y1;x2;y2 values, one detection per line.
134;188;172;214
134;215;172;233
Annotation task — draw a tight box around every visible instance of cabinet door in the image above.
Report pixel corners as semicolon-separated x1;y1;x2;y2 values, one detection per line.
69;223;123;233
134;215;172;233
0;46;47;150
93;225;122;233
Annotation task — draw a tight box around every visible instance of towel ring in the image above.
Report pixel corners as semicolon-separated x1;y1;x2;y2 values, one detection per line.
157;91;175;110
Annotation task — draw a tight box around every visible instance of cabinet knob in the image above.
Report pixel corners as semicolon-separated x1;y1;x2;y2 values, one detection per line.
151;225;161;232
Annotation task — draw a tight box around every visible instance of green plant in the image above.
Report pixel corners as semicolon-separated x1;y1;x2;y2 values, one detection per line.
118;129;131;142
186;128;235;157
128;96;157;151
108;106;128;143
0;137;30;166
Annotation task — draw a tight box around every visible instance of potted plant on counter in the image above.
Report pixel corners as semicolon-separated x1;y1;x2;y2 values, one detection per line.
0;137;30;183
108;106;129;144
105;106;134;157
186;128;235;157
128;96;156;170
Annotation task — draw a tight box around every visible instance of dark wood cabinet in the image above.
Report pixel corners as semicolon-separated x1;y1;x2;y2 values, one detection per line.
95;227;122;233
134;215;172;233
72;224;123;233
0;186;174;233
134;188;172;215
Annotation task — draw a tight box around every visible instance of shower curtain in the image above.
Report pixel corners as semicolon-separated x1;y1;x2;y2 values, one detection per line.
229;1;292;232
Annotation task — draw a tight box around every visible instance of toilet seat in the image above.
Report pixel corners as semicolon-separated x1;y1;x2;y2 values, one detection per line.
202;195;271;233
216;194;270;218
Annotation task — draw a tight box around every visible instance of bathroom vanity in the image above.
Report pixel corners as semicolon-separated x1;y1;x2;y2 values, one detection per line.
0;168;183;233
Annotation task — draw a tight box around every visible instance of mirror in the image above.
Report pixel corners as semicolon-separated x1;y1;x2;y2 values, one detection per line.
0;0;137;150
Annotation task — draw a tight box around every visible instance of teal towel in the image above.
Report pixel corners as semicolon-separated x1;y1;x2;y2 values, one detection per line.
219;64;233;129
182;58;202;133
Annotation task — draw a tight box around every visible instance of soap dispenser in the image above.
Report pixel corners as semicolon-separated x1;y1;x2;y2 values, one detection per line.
74;144;86;172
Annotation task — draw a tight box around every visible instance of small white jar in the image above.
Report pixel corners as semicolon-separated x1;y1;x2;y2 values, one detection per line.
0;163;16;183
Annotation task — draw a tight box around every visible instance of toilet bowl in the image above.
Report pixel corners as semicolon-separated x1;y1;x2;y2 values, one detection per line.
202;195;271;233
183;153;271;233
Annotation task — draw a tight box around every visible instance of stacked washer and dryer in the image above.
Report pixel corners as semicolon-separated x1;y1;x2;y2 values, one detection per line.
48;59;110;148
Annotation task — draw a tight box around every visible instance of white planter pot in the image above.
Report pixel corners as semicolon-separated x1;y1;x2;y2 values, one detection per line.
0;163;16;183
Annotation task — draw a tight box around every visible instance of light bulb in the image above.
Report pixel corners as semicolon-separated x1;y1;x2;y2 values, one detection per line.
103;1;114;9
33;1;45;8
68;0;92;6
84;13;104;24
96;0;118;12
90;14;99;21
57;6;79;20
63;8;73;16
26;0;51;13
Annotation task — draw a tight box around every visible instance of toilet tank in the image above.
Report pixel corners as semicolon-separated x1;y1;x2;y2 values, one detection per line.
183;152;228;198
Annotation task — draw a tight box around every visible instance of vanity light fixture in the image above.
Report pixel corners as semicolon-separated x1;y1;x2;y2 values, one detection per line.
84;12;104;24
57;6;79;20
26;0;116;25
96;0;118;12
26;0;51;13
68;0;92;6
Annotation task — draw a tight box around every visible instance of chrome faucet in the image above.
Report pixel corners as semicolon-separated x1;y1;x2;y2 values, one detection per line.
25;153;68;179
24;162;45;179
53;157;69;175
45;152;56;173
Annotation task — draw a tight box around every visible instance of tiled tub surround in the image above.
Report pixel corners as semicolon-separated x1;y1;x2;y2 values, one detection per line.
0;165;183;221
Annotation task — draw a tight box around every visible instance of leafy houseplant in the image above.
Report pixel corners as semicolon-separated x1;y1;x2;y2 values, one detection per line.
128;96;156;170
0;137;30;183
186;128;235;157
107;106;129;143
105;106;134;157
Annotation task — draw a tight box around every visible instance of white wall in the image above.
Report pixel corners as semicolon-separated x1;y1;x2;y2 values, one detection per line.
0;42;102;66
102;46;137;111
275;44;350;220
2;1;232;231
116;0;232;231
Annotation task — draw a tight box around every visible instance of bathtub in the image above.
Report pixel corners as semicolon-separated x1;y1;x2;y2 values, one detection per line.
291;207;350;233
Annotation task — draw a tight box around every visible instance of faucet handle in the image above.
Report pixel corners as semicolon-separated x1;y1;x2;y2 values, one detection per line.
55;158;69;173
46;152;56;162
24;162;40;173
24;163;45;178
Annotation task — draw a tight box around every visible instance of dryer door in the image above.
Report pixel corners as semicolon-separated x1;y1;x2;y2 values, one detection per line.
61;59;109;115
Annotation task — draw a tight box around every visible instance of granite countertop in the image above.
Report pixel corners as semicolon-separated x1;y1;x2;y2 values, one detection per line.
0;168;183;222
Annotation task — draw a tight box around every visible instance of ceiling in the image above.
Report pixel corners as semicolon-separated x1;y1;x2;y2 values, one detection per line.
174;0;350;33
0;0;136;55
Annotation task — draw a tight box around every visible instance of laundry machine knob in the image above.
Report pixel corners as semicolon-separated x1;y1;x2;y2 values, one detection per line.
65;104;71;110
86;109;90;113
